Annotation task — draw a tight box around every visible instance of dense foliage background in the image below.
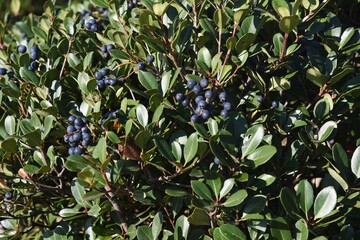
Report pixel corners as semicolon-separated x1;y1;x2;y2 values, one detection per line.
1;0;360;239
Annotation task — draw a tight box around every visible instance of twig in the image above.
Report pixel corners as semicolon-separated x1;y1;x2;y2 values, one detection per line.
280;32;289;61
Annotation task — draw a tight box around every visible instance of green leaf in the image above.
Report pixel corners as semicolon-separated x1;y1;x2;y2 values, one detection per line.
295;219;309;240
339;27;355;50
136;104;148;128
20;67;39;86
93;137;107;164
314;186;337;220
317;121;337;143
241;125;264;158
272;0;290;17
4;115;15;135
198;47;211;70
332;143;349;177
351;146;360;178
154;136;175;160
165;187;188;197
184;133;198;164
191;180;213;201
174;216;189;240
314;99;330;119
152;212;163;240
327;168;349;191
296;180;314;216
214;224;246;240
271;217;292;240
59;208;80;218
223;189;247;207
243;195;266;218
1;138;18;153
245;145;276;167
137;226;153;240
306;67;328;87
279;15;300;33
71;178;89;207
161;71;172;96
138;70;158;90
280;188;301;219
207;119;218;136
90;0;108;8
219;178;235;200
188;208;210;226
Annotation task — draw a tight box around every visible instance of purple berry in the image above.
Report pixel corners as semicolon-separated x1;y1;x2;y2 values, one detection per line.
205;90;213;99
176;93;184;101
147;55;154;64
74;147;84;155
187;79;196;89
272;101;278;108
257;96;263;102
182;99;189;106
200;79;208;88
195;95;204;104
198;100;206;109
67;126;76;134
138;62;146;71
100;68;110;76
106;44;115;51
18;45;27;53
223;102;231;111
5;192;13;200
214;157;221;165
193;84;202;94
0;68;7;75
219;91;227;102
95;72;103;80
68;147;75;155
202;110;210;120
220;109;228;118
191;115;198;123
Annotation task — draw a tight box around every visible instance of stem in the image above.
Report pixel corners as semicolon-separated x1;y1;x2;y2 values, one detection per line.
101;169;128;234
280;32;289;61
59;37;74;79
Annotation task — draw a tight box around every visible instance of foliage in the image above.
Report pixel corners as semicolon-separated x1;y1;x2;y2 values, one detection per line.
0;0;360;239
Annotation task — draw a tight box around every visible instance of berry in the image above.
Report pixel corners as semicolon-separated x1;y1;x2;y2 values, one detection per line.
187;79;196;89
198;100;207;109
104;77;111;85
272;101;278;108
182;99;189;106
103;52;109;58
195;95;204;104
219;92;227;102
81;127;90;133
18;45;27;53
74;147;84;155
220;109;228;118
117;77;125;86
82;140;90;146
257;96;263;102
100;45;107;53
82;132;91;141
202;110;210;120
205;90;213;99
195;107;201;115
95;71;103;80
147;55;154;64
200;79;208;88
74;118;84;127
73;132;82;142
191;115;198;123
0;68;7;75
67;125;76;134
97;80;105;90
64;135;69;142
28;61;39;71
109;78;117;86
90;24;98;32
214;157;221;165
223;102;231;111
106;44;115;51
193;84;202;94
128;1;135;9
30;45;39;60
68;147;75;155
138;62;146;71
5;192;13;200
176;93;184;101
88;19;96;25
85;22;92;30
100;68;110;76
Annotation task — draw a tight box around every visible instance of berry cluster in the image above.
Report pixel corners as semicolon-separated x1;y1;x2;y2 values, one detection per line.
28;45;39;71
85;18;102;32
0;67;15;79
64;116;91;155
99;110;118;124
97;7;109;18
100;44;114;58
176;79;231;123
95;67;125;91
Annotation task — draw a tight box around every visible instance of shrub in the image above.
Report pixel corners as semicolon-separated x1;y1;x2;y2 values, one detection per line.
0;0;360;239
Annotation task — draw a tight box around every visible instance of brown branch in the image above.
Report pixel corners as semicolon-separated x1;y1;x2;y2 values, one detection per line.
280;32;289;61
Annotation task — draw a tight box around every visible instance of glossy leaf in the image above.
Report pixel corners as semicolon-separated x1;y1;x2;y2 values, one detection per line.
314;186;337;220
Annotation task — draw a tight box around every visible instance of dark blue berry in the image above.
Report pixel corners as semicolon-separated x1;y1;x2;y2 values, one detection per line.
68;147;75;155
220;109;228;118
85;22;92;30
214;157;221;165
195;96;204;104
223;102;231;111
219;92;227;102
202;110;210;120
82;133;91;141
147;55;154;64
200;79;208;88
97;80;105;90
128;1;135;9
5;192;13;200
138;62;146;71
82;140;90;146
176;93;184;101
95;72;103;80
191;115;198;123
182;99;189;106
64;135;69;142
0;68;7;75
74;147;84;155
195;107;201;115
193;84;202;94
257;96;263;102
67;126;76;134
106;44;115;51
18;45;27;53
187;79;196;89
205;90;213;99
117;77;125;86
28;61;39;71
272;101;278;108
88;18;96;25
73;132;82;142
74;118;84;127
109;78;117;86
101;68;110;76
103;52;109;58
90;24;98;32
29;45;39;60
100;45;107;53
69;142;77;147
104;77;111;85
198;100;206;109
81;127;90;133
